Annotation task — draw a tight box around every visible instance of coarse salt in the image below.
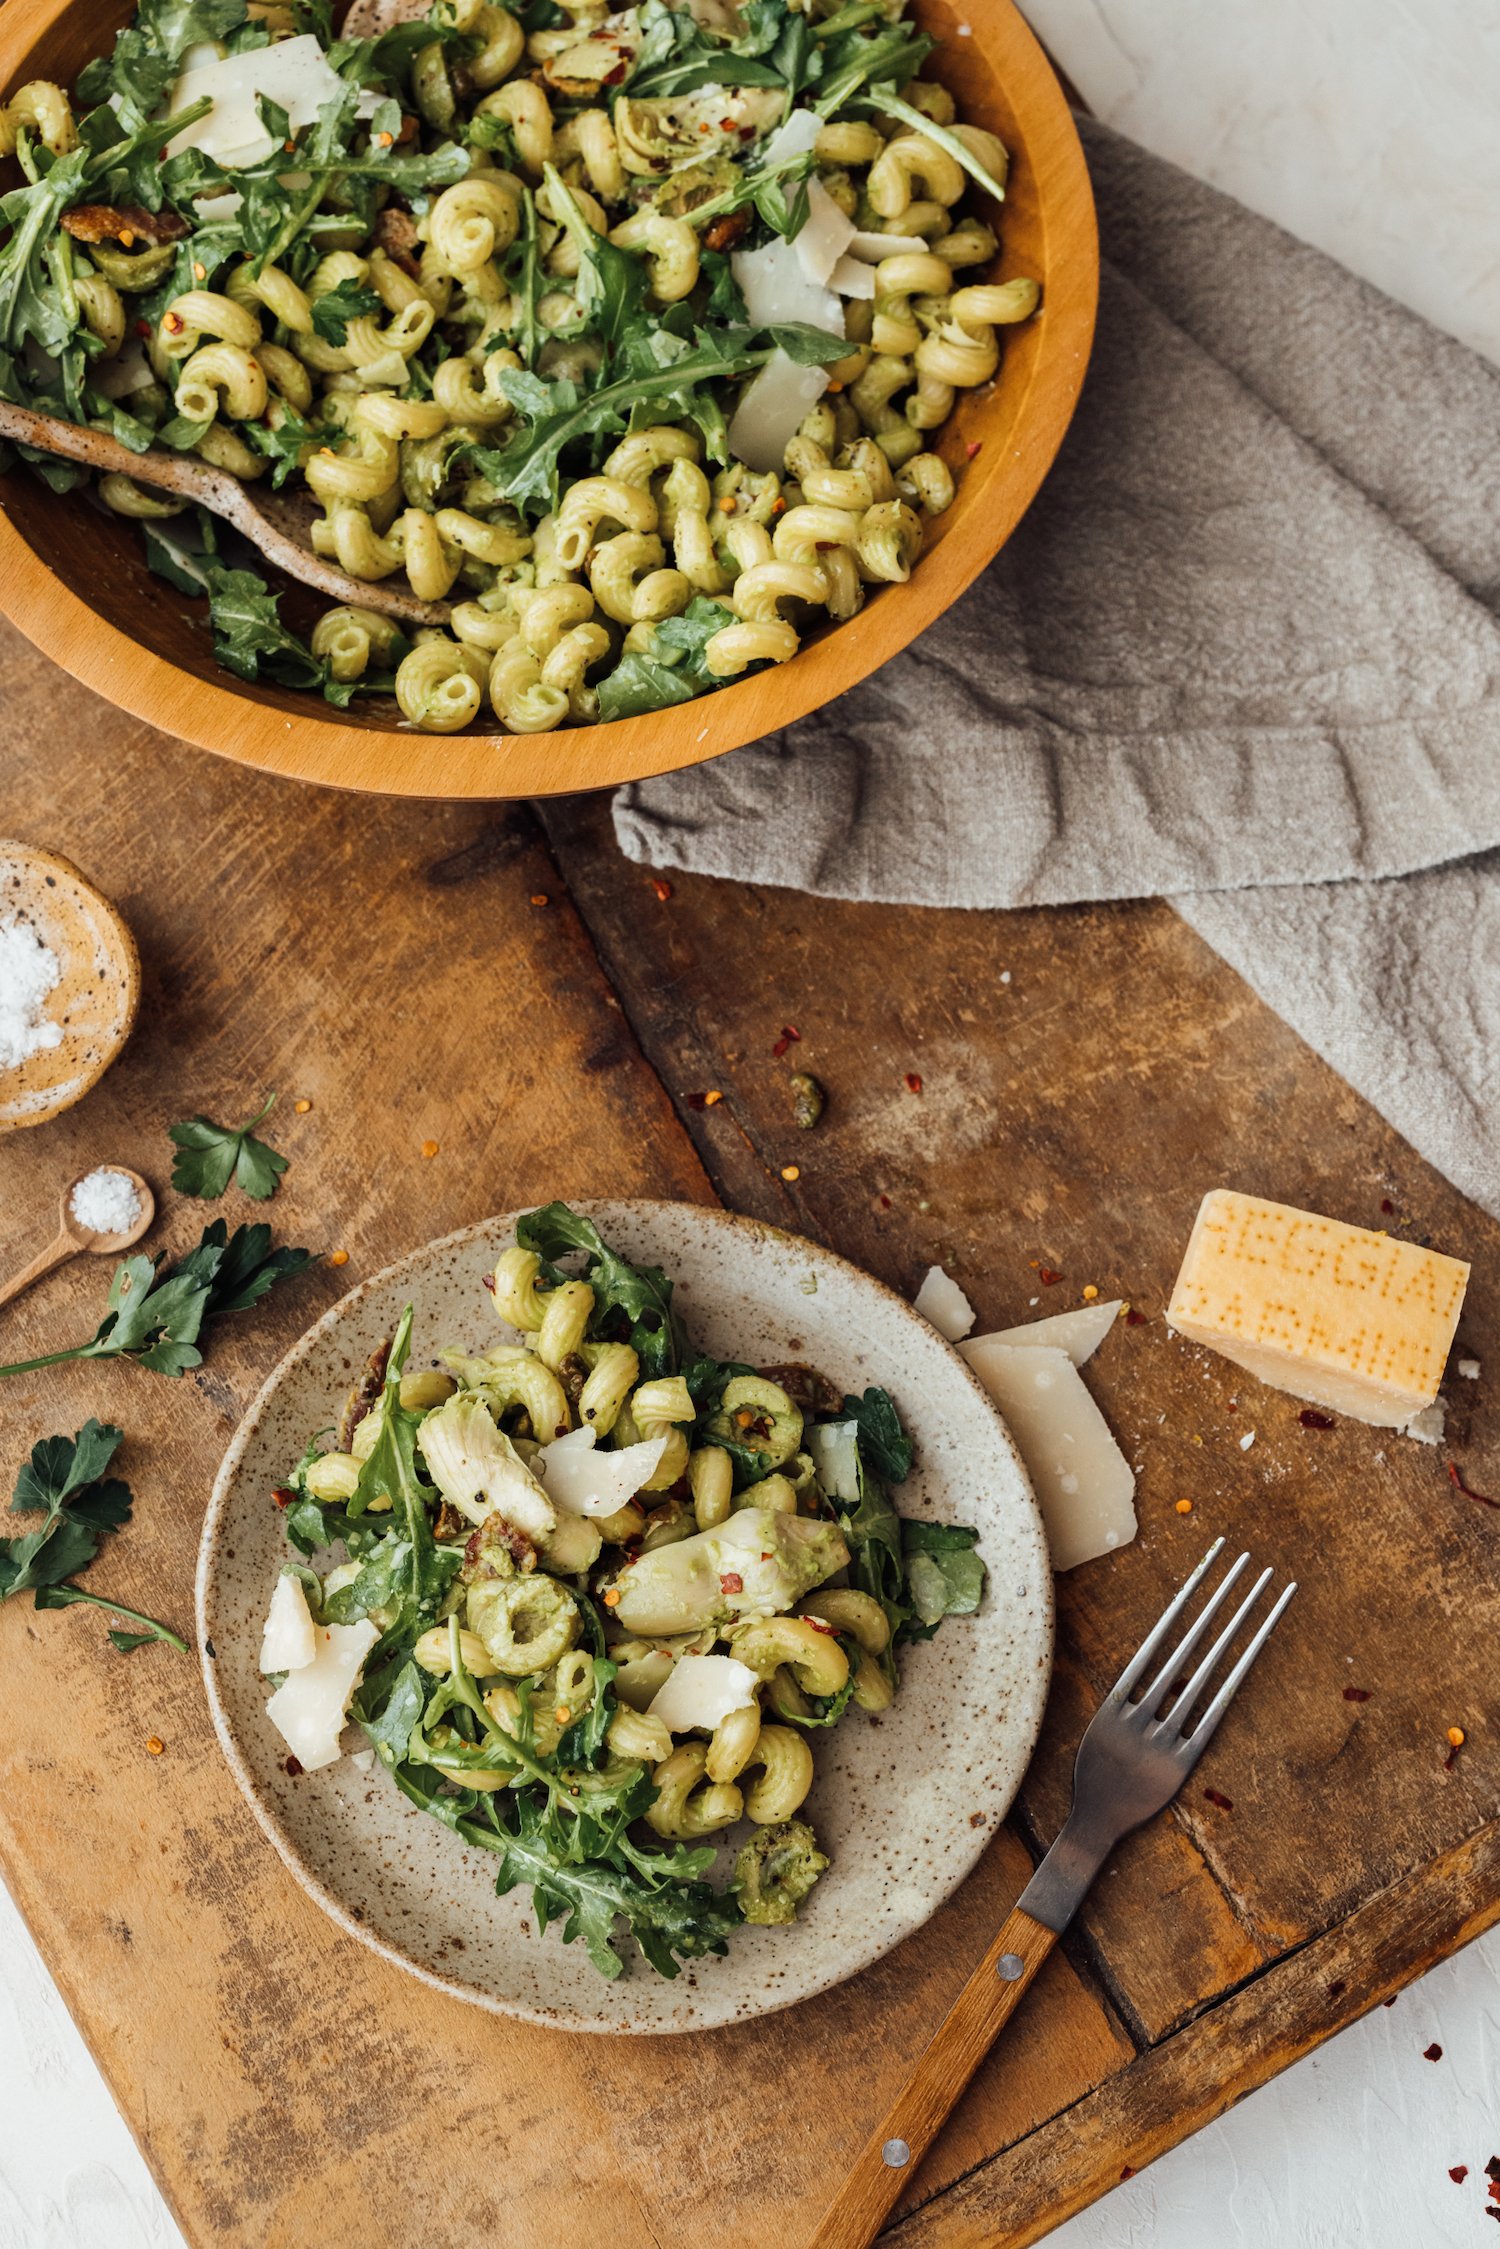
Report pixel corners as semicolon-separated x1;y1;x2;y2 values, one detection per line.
70;1168;143;1237
0;917;63;1071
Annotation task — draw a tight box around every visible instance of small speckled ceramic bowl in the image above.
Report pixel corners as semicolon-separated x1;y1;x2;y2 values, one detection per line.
0;841;139;1132
198;1202;1053;2033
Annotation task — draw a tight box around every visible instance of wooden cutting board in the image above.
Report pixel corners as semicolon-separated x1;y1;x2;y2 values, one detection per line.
1;617;1496;2248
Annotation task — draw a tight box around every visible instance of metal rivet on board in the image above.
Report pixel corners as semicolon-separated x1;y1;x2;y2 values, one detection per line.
882;2140;910;2168
998;1952;1024;1981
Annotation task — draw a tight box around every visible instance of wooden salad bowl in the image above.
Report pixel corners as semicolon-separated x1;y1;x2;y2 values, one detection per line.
0;0;1097;801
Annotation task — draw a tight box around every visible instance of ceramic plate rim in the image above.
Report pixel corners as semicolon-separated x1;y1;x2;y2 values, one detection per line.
197;1201;1054;2033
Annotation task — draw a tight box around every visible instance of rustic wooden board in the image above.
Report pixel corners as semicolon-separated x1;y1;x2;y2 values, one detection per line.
1;626;1496;2249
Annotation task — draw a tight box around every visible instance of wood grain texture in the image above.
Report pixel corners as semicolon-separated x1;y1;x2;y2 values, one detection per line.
0;620;1129;2248
810;1907;1059;2249
0;0;1096;800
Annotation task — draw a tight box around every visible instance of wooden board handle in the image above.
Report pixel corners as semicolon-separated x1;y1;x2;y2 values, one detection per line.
0;1229;76;1313
808;1904;1059;2249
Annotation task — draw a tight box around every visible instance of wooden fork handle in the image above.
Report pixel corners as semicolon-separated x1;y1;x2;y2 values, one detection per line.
0;1229;77;1313
808;1905;1059;2249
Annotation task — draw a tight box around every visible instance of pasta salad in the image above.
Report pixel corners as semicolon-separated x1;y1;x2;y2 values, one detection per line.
259;1204;986;1978
0;0;1038;735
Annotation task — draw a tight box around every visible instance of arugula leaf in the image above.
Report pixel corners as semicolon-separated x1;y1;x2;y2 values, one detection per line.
594;596;738;722
539;165;646;361
901;1520;985;1635
197;561;393;707
168;1090;288;1201
0;1420;185;1651
842;1386;913;1484
857;83;1007;202
515;1203;680;1378
490;1797;741;1980
76;0;248;132
345;1306;457;1636
0;1220;314;1383
308;277;383;346
814;19;934;115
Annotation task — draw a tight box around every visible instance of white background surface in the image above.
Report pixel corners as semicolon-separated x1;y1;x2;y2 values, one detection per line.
6;3;1500;2244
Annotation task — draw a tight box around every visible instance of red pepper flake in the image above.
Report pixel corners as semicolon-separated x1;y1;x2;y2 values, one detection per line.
271;1485;296;1509
135;317;151;338
1380;1197;1395;1213
284;1755;303;1777
1450;2165;1469;2184
1299;1409;1335;1429
1203;1787;1234;1811
878;1193;892;1209
771;1023;802;1057
804;1616;837;1636
904;1071;923;1094
719;1572;743;1595
1037;1266;1064;1287
1424;2042;1444;2062
1343;1686;1373;1702
965;439;982;459
1125;1306;1147;1326
650;876;673;902
1448;1460;1500;1509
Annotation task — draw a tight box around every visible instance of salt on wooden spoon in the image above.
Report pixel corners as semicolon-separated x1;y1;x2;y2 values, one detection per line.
0;399;449;627
0;1167;156;1314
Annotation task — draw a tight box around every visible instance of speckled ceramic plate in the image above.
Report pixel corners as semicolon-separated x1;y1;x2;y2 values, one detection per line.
197;1202;1053;2033
0;841;140;1132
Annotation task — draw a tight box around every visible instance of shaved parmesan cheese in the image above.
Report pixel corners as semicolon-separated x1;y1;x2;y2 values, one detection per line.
648;1653;759;1733
829;254;877;300
966;1300;1123;1369
732;233;843;339
965;1342;1136;1572
265;1617;379;1772
794;179;856;286
166;35;380;171
848;229;929;261
759;106;822;170
535;1424;669;1515
914;1264;976;1342
613;1650;677;1711
259;1572;316;1675
729;349;829;472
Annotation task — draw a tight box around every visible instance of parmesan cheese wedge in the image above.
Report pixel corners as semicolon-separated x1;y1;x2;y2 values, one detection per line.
1167;1189;1470;1428
265;1617;379;1772
259;1572;316;1675
166;35;372;166
534;1424;669;1515
793;179;856;287
728;349;830;471
847;228;929;261
828;254;878;300
647;1653;759;1734
964;1341;1137;1571
965;1300;1123;1369
731;233;843;338
913;1263;976;1342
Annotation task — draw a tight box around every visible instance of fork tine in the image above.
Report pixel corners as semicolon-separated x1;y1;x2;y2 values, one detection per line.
1155;1565;1273;1737
1132;1551;1252;1719
1109;1537;1226;1700
1178;1580;1298;1760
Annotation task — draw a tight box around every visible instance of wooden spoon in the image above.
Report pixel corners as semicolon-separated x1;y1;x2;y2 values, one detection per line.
0;1167;156;1313
0;399;449;626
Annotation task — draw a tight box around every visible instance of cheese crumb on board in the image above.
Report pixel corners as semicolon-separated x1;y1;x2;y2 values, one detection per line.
913;1263;976;1341
963;1340;1137;1571
1167;1190;1469;1429
966;1298;1122;1368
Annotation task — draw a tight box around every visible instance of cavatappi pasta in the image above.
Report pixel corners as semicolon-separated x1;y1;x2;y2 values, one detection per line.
0;1;1036;736
256;1201;986;1977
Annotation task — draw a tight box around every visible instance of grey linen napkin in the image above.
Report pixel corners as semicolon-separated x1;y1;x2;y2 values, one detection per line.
613;118;1500;1220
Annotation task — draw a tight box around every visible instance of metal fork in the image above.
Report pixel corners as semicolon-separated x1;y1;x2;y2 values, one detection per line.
808;1541;1297;2249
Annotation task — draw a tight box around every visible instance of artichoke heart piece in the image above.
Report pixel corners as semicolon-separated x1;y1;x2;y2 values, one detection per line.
610;1508;849;1637
416;1392;556;1543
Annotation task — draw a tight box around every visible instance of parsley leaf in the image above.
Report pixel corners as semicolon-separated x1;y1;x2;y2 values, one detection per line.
0;1220;315;1383
169;1090;288;1201
0;1420;186;1651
